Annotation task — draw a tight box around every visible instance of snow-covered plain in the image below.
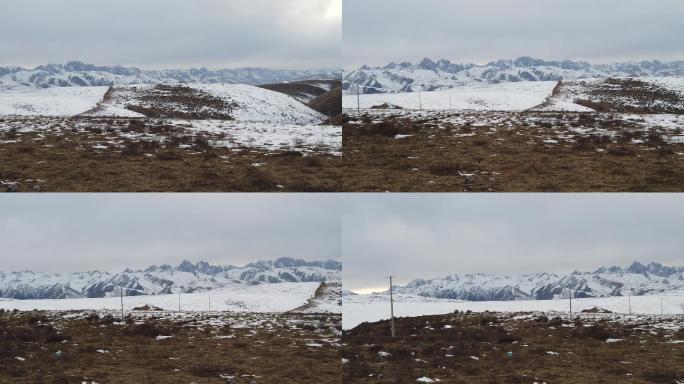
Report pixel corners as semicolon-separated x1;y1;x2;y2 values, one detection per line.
0;86;109;116
342;292;684;330
342;81;557;111
0;282;322;313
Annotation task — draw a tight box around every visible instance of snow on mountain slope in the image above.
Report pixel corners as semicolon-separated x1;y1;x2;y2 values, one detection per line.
81;83;326;123
0;86;109;116
533;77;684;113
647;76;684;93
342;81;556;111
0;61;340;89
0;258;341;300
0;282;320;313
3;83;326;123
344;57;684;95
190;84;325;123
391;262;684;301
290;282;342;314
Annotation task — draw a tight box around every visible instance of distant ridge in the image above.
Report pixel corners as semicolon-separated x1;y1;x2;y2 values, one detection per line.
0;61;341;89
0;257;342;300
392;262;684;301
343;57;684;94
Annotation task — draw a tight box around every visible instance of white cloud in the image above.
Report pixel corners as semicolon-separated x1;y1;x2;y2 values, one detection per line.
0;0;341;69
343;194;684;291
0;194;341;272
343;0;684;69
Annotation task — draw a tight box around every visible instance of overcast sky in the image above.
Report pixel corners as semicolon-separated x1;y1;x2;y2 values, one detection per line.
343;0;684;69
0;194;341;273
0;0;341;70
343;194;684;293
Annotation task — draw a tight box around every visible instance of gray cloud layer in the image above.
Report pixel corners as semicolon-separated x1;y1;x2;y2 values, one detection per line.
343;0;684;69
343;194;684;292
0;0;341;70
0;195;341;273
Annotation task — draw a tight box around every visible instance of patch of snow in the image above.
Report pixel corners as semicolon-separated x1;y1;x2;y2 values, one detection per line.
416;377;437;383
190;84;325;124
0;87;109;116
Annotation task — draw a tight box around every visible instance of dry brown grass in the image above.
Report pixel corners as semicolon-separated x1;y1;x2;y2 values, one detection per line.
341;113;684;192
0;310;341;384
0;130;341;192
343;312;684;383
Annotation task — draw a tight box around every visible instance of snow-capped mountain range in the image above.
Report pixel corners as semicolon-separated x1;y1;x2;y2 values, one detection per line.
0;257;341;300
0;61;340;90
343;57;684;94
392;262;684;301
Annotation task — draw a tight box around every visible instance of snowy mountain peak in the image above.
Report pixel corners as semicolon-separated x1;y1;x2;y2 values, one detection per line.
344;57;684;94
0;258;341;300
177;260;200;273
394;262;684;302
417;58;438;70
0;61;341;90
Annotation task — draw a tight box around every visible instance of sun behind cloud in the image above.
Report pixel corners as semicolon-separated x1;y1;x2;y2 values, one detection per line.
323;0;342;21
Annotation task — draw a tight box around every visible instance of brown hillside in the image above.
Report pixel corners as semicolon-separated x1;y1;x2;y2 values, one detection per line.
309;85;342;118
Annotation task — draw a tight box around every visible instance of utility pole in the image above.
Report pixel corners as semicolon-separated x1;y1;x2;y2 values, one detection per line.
569;288;572;318
120;287;124;319
178;290;181;312
418;87;422;111
628;291;632;315
356;84;360;115
660;297;663;316
387;275;395;337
